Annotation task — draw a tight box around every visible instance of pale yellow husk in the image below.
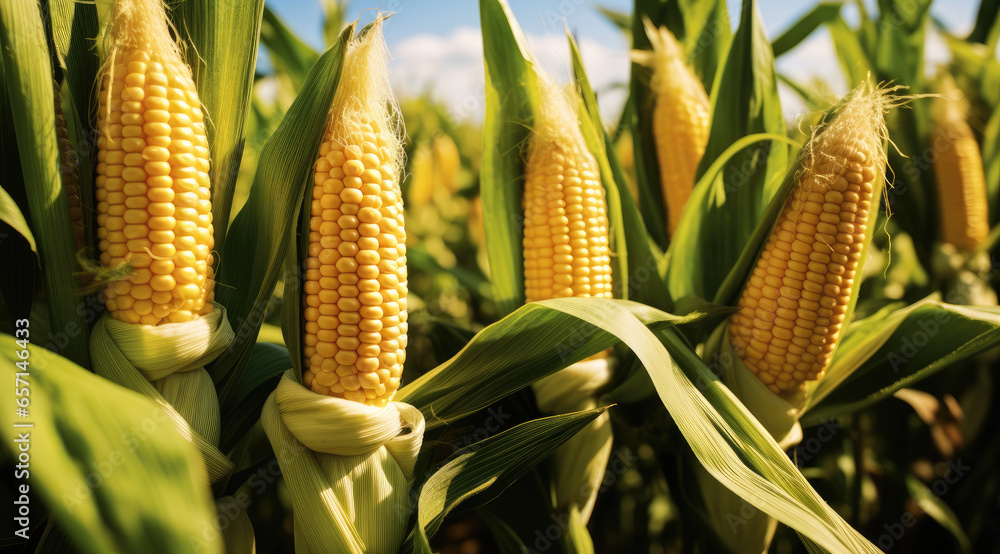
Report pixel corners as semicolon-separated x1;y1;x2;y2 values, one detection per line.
532;357;614;523
89;303;235;482
262;371;425;554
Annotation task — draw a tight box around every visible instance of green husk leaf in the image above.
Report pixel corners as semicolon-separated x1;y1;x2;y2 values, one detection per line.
771;1;843;57
664;0;790;303
0;0;89;367
568;30;670;308
566;30;625;299
49;0;99;254
414;409;608;544
171;0;265;253
669;130;798;305
0;335;222;554
210;26;351;406
802;299;1000;424
478;0;539;316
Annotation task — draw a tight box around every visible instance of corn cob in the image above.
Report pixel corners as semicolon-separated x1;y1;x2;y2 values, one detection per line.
523;83;613;305
407;142;433;206
95;0;215;326
933;90;989;252
432;134;461;193
631;19;710;238
54;83;85;253
302;20;406;408
729;84;891;395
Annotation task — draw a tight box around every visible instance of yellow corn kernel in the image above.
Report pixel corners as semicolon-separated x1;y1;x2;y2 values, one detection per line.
932;89;988;251
302;20;405;408
729;83;890;395
632;20;710;238
522;81;613;360
522;140;613;303
96;0;215;326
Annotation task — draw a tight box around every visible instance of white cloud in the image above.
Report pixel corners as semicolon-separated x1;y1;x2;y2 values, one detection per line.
388;26;630;125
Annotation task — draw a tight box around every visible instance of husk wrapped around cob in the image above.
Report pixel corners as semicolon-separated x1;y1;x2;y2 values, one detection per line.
261;18;426;553
524;76;614;523
698;81;900;553
87;1;249;550
89;0;233;476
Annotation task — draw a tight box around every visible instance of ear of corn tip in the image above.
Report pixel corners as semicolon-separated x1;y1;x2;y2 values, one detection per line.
95;0;215;326
631;20;710;238
729;83;893;395
302;19;407;408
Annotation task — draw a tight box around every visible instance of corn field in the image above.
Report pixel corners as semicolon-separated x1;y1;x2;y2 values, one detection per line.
2;0;1000;552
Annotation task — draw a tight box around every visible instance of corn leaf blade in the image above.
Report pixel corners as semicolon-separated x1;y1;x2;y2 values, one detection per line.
0;335;222;554
905;475;972;554
219;341;290;451
171;0;265;253
665;0;789;303
0;1;89;367
802;300;1000;423
0;182;35;252
209;29;351;407
771;1;842;57
536;299;880;552
413;409;608;545
395;298;698;427
260;6;320;92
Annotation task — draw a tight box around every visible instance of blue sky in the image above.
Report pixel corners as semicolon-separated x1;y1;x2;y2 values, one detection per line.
261;0;983;121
